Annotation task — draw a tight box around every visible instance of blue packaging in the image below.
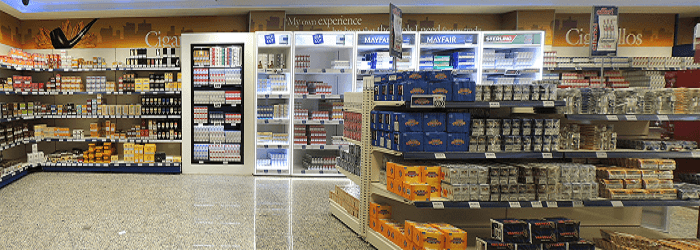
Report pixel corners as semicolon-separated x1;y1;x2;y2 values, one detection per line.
429;81;452;101
453;79;477;102
425;132;447;152
404;71;428;101
423;113;446;132
394;112;422;132
395;81;405;101
396;132;424;152
447;133;469;152
543;243;567;250
371;130;379;146
382;111;394;132
392;132;400;151
566;240;595;250
515;243;542;250
384;131;393;149
427;70;453;82
491;219;529;243
376;111;385;131
526;219;557;244
370;111;379;130
546;217;580;242
388;73;403;102
447;113;471;133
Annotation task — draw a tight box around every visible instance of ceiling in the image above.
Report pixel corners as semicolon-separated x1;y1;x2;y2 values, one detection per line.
1;0;700;20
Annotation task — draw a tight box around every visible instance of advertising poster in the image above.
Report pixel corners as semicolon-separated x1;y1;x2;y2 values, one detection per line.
590;6;619;56
390;4;403;59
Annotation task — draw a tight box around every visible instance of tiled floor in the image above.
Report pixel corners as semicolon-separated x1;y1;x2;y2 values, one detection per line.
0;172;375;249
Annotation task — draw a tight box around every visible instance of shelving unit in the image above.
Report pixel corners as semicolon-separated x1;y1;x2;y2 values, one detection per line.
417;31;481;84
0;47;184;176
254;32;294;176
291;32;354;177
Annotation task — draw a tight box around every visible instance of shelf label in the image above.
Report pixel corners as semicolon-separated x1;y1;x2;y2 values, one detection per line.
605;115;619;121
264;34;276;44
596;152;608;158
199;161;204;164
611;201;624;207
509;201;521;208
531;201;543;208
546;201;558;208
312;34;324;44
572;201;584;207
214;83;222;89
489;102;501;108
432;202;445;209
435;153;446;159
624;115;637;121
468;202;481;209
485;153;497;159
543;101;555;107
214;103;222;108
657;115;669;121
542;153;553;159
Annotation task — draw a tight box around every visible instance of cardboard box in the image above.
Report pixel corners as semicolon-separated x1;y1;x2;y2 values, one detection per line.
421;166;441;184
394;112;423;132
369;217;379;232
387;162;397;179
429;80;452;101
398;165;422;183
526;219;557;244
447;113;471;133
144;144;157;153
491;219;529;243
543;243;567;250
437;227;468;250
396;132;424;152
370;202;392;219
425;132;447;152
406;182;430;201
453;80;477;102
476;237;515;250
423;113;446;132
546;217;580;242
447;133;469;152
415;226;443;249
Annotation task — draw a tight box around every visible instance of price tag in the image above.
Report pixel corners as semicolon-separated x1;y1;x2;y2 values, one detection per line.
657;115;669;121
468;202;481;209
611;201;624;207
542;153;553;159
543;101;555;107
531;201;543;208
485;153;497;159
223;162;229;164
624;115;637;121
435;153;446;159
572;201;584;207
596;152;608;158
432;202;445;209
509;202;521;208
489;102;501;108
214;103;222;108
199;161;204;164
546;201;558;208
605;115;619;121
214;83;222;89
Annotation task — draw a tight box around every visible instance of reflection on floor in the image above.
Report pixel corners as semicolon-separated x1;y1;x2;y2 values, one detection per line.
0;172;375;249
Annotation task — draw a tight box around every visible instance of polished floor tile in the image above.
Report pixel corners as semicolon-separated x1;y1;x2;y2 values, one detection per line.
0;172;375;249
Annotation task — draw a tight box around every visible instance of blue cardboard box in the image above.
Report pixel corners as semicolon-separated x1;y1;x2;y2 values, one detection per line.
383;111;392;132
423;113;446;132
429;81;452;101
447;133;469;152
447;113;471;133
396;132;423;152
371;130;379;146
427;70;453;82
403;71;428;101
394;112;422;132
370;111;378;130
384;131;393;149
425;132;447;152
453;79;476;102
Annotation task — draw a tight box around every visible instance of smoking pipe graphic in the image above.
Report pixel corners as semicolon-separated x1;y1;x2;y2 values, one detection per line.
50;18;98;49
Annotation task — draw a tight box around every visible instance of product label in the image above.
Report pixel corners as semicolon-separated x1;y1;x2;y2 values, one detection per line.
406;139;421;146
420;34;475;45
427;119;442;127
428;139;443;145
432;88;449;94
451;139;465;146
264;34;276;45
313;34;324;44
357;34;414;45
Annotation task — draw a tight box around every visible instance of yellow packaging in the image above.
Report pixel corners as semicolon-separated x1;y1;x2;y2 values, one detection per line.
415;226;442;249
369;217;379;232
378;219;396;238
110;155;118;163
386;162;396;179
397;165;422;183
144;144;157;153
134;144;144;154
421;166;441;184
406;182;430;201
436;227;467;250
397;181;405;198
387;178;396;194
370;202;392;219
173;156;181;162
428;183;441;199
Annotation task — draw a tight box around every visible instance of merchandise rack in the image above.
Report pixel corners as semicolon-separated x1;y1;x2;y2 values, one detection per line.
290;32;355;177
0;167;29;189
0;47;184;176
41;162;182;173
332;67;700;249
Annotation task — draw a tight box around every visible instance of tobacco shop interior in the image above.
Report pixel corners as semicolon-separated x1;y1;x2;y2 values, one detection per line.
3;0;700;249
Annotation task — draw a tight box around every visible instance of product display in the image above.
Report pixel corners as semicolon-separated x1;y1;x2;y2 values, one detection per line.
595;230;700;250
257;104;288;119
343;111;361;142
559;124;616;151
330;184;360;218
337;144;361;177
302;153;338;171
596;159;677;200
258;74;287;94
477;217;591;250
193;144;241;162
257;53;286;70
257;151;288;168
558;88;700;115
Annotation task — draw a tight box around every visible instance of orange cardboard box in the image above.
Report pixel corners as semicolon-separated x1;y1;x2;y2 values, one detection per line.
370;202;392;220
388;178;396;194
407;182;431;201
397;181;406;197
415;226;443;249
401;235;412;250
369;217;379;232
379;219;396;238
428;183;441;199
421;166;441;184
405;221;432;245
397;165;422;183
387;162;396;179
438;227;467;250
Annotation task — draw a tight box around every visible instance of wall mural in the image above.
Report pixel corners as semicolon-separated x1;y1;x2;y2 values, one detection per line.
35;19;98;49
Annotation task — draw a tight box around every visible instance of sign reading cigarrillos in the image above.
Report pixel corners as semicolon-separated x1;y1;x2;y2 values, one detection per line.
553;13;675;47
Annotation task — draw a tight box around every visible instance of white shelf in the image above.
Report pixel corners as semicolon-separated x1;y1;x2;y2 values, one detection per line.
293;144;347;150
329;199;361;234
294;94;342;99
342;137;361;145
257;119;289;124
293;120;343;125
366;230;402;250
257;93;290;99
336;166;360;185
257;144;289;149
371;183;412;204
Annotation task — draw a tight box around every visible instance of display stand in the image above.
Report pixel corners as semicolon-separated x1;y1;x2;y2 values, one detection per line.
181;33;255;174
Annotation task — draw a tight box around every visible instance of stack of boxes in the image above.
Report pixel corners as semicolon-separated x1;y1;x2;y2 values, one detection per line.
329;184;360;218
144;144;157;163
597;159;677;200
337;144;361;176
372;111;471;153
84;143;116;163
470;118;560;152
368;203;469;250
343;111;362;141
477;218;593;250
374;71;476;102
385;162;440;201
